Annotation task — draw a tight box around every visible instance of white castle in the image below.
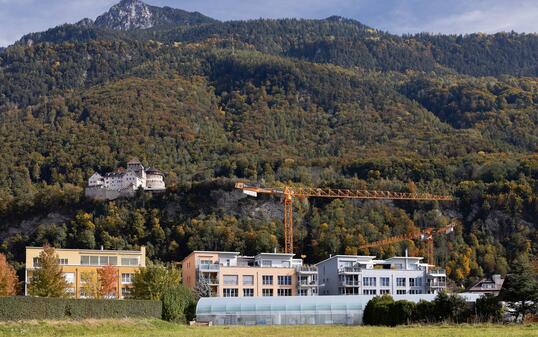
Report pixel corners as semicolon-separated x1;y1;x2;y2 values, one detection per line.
85;158;165;200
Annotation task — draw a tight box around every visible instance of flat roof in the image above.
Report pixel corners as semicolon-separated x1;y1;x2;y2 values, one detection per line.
25;246;144;254
255;253;295;257
315;255;377;265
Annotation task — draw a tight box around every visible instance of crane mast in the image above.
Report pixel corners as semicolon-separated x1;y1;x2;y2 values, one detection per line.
235;182;454;254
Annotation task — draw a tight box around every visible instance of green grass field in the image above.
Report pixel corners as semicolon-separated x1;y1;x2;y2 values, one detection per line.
0;319;537;337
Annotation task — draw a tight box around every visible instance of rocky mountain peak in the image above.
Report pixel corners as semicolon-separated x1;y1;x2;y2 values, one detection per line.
95;0;153;30
94;0;216;31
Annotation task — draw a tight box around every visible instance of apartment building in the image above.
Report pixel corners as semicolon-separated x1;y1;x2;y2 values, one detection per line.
317;254;446;296
181;251;318;297
25;246;146;299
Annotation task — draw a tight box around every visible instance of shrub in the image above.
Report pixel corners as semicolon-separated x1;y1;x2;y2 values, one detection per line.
476;293;503;322
433;291;470;323
413;299;435;323
161;285;197;323
0;297;161;321
390;300;416;326
362;295;395;326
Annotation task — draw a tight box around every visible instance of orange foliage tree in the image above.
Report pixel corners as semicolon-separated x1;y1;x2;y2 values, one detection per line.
0;253;18;296
98;265;119;299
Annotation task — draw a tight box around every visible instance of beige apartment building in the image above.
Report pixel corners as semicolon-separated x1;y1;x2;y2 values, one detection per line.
25;246;146;299
181;251;318;297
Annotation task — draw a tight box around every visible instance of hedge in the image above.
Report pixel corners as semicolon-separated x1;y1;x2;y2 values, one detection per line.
0;297;162;321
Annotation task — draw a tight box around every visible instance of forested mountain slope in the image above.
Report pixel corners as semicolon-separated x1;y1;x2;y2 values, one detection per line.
1;1;538;288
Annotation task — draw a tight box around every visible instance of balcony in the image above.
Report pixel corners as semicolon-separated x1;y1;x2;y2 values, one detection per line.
198;264;220;272
298;279;318;286
199;277;219;285
428;281;447;288
340;280;361;287
296;266;318;273
428;268;446;276
339;267;361;274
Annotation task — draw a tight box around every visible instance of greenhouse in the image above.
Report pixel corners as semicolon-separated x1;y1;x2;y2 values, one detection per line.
196;295;367;325
196;293;481;325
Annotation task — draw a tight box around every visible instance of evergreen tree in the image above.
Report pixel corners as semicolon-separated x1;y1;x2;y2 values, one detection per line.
500;256;538;322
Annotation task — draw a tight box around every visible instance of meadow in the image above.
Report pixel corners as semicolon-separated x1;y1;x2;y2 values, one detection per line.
0;319;537;337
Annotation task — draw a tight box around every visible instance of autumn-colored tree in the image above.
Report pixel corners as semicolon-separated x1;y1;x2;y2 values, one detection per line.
80;271;101;299
28;246;69;297
98;264;119;299
0;253;18;296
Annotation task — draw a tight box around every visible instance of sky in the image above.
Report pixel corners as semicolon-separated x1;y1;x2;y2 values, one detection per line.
0;0;537;47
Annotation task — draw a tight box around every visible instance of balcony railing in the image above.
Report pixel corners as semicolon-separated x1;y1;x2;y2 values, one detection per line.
198;264;220;271
298;279;318;286
339;267;361;273
340;280;361;286
297;266;318;273
428;281;447;288
199;277;219;285
428;268;446;275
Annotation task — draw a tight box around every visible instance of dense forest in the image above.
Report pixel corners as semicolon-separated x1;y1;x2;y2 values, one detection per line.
2;1;538;290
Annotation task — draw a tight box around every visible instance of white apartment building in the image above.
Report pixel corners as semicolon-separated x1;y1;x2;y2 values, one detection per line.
317;254;446;296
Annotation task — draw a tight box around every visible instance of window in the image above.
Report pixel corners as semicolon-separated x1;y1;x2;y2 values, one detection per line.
299;289;308;296
409;278;415;287
223;288;238;297
33;257;41;268
81;255;118;266
200;259;212;265
121;273;134;284
278;275;292;285
396;277;406;287
262;260;272;267
397;289;407;295
363;277;376;287
243;275;254;285
380;289;391;295
121;287;131;298
363;289;377;295
63;272;75;284
223;275;238;285
262;289;273;297
99;256;117;266
410;289;423;294
121;257;139;266
277;289;292;296
381;277;390;287
416;277;423;287
58;258;68;265
243;288;254;297
262;275;273;285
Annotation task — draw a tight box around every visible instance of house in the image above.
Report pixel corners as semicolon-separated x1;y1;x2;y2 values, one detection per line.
180;251;318;297
467;274;505;296
25;246;146;299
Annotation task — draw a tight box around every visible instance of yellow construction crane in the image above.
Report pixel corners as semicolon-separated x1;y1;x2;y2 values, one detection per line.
235;182;454;254
359;221;458;265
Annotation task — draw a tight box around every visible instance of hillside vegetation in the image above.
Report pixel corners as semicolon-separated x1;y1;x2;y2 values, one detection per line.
1;2;538;287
